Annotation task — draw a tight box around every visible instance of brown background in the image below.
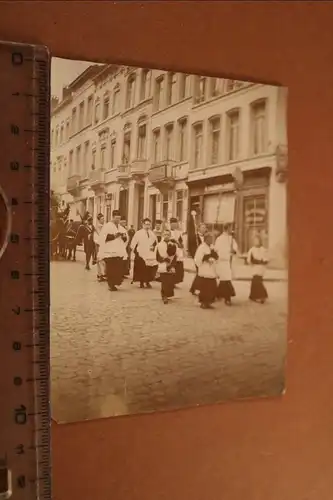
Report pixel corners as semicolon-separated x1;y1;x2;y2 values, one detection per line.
1;1;333;499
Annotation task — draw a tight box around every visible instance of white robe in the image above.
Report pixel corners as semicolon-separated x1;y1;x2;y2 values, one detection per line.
214;233;238;281
98;221;128;260
194;242;218;279
131;228;157;266
247;246;269;277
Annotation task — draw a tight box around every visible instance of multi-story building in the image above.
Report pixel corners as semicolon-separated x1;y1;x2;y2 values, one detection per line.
51;64;288;267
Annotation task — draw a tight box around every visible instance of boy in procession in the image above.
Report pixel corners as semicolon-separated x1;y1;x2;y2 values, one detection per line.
214;223;238;306
131;218;158;289
247;235;269;304
98;209;128;291
194;232;219;309
169;217;185;285
156;229;179;304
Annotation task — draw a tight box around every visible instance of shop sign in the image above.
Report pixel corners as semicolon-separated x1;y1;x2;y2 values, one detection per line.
204;182;234;194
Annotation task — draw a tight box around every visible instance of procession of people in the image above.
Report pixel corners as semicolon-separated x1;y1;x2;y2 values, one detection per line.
64;208;270;308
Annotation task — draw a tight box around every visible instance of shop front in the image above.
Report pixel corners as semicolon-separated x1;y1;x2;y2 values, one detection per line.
187;167;271;254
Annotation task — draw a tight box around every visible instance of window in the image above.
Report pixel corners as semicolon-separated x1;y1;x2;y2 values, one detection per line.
71;108;77;134
126;75;135;109
243;195;268;253
137;124;147;159
112;86;120;114
152;129;161;163
140;69;150;101
78;101;85;130
103;93;109;120
100;146;106;170
154;76;164;111
110;139;116;169
66;120;70;140
179;74;190;100
225;80;243;93
76;145;81;174
209;116;221;165
193;123;203;169
251;100;267;155
194;76;206;104
94;99;100;124
165;124;174;160
209;78;223;98
55;127;59;146
161;193;169;221
69;150;74;176
83;141;89;177
91;149;96;171
176;190;184;222
122;131;131;164
60;124;64;144
87;95;93;125
166;72;177;106
51;129;54;148
228;110;240;161
178;118;188;162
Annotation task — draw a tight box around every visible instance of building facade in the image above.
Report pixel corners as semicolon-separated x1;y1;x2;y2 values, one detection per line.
51;64;288;267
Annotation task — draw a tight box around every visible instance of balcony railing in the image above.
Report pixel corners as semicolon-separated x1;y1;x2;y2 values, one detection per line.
130;159;147;177
148;161;175;186
89;168;105;188
66;174;81;194
116;164;130;182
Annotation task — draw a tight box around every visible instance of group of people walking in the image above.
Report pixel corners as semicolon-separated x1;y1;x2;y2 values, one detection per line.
76;209;269;308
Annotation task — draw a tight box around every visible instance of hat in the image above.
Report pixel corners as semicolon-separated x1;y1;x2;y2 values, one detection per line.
169;217;178;223
155;219;162;224
97;213;104;220
112;209;121;216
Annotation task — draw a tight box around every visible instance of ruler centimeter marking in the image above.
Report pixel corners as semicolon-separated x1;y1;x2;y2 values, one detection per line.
0;42;51;500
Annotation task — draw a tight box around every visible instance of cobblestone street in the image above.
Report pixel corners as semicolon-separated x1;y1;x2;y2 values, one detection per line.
51;259;287;423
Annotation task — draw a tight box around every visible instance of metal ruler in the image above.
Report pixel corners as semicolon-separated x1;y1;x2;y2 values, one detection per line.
0;41;51;499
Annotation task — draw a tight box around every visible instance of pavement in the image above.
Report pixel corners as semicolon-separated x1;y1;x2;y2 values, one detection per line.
51;255;288;424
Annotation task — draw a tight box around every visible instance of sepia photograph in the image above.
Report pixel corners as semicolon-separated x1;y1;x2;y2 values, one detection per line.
50;57;288;424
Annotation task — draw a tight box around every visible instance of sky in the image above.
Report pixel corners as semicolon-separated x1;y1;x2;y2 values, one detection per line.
51;57;97;99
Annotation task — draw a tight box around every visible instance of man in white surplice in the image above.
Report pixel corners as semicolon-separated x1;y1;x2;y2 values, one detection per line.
214;223;239;305
98;209;128;291
130;218;158;289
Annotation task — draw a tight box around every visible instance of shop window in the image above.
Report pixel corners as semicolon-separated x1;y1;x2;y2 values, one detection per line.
242;195;268;253
161;193;169;222
176;190;184;222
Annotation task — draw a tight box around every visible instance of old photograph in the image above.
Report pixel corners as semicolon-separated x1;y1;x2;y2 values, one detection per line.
50;57;288;423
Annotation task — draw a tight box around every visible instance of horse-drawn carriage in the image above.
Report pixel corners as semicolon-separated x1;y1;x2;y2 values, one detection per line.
50;202;84;261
